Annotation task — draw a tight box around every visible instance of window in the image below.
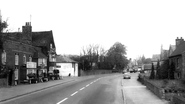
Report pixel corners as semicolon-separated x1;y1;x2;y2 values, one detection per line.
50;44;53;49
15;53;19;65
43;59;47;65
177;58;180;67
72;63;74;68
29;56;32;62
23;54;26;65
177;73;180;79
38;58;42;66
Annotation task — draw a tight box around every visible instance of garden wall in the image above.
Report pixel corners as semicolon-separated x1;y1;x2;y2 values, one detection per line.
138;74;165;99
172;95;185;104
138;74;185;103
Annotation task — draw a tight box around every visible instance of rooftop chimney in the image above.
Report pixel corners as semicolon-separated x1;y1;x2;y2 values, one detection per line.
176;37;184;47
22;22;32;43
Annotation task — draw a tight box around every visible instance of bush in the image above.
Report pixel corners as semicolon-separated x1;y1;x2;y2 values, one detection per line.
162;79;169;88
160;60;169;79
150;63;155;79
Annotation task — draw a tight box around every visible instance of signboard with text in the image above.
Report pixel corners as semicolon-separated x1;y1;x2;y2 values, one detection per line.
26;62;37;68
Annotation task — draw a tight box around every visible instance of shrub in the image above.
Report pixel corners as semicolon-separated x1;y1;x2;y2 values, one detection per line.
150;63;155;79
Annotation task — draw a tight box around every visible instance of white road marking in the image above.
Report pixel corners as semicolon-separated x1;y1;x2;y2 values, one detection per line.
71;91;78;96
90;82;93;84
121;89;127;104
123;86;146;88
86;84;90;87
79;87;85;90
56;98;68;104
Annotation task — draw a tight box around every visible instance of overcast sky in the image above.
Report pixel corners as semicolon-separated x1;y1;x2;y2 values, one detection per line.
1;0;185;60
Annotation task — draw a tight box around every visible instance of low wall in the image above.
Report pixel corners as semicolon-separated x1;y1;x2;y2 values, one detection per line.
138;74;185;102
138;74;165;99
79;69;112;76
172;95;185;104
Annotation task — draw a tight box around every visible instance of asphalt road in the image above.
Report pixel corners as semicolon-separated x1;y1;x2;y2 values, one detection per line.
2;73;169;104
2;74;124;104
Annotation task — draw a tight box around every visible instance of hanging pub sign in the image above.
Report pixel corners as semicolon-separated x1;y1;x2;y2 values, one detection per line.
15;54;19;65
26;62;37;68
14;68;18;80
2;50;6;65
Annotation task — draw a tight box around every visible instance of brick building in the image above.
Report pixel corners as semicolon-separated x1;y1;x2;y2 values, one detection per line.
0;22;56;86
169;37;185;79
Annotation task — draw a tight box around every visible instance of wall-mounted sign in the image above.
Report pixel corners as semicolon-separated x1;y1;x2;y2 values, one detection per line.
14;68;18;80
15;54;19;65
26;62;37;68
2;50;6;65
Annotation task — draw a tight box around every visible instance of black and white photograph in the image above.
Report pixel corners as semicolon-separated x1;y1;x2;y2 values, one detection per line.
0;0;185;104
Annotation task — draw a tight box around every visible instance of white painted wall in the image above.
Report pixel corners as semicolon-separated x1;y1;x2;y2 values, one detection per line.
56;63;78;77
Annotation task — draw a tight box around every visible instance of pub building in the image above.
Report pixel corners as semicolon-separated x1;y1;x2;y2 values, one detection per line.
0;22;57;86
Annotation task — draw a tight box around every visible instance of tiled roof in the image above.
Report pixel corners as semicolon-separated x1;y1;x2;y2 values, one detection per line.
33;47;47;58
170;41;185;57
32;31;55;48
2;31;55;49
171;45;176;51
2;32;22;41
56;56;77;63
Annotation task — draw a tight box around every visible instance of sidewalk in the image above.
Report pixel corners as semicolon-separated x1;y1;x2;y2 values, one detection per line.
0;77;76;102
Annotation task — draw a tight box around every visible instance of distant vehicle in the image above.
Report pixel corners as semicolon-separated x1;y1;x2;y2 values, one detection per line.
123;73;131;79
129;68;134;73
122;70;127;74
138;67;142;72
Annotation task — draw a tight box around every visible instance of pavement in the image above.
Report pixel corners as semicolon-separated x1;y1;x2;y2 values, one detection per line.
0;76;76;102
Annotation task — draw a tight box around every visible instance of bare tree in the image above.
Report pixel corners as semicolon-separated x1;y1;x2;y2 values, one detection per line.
80;44;105;70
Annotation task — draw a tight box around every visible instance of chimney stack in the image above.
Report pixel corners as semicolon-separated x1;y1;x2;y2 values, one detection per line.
22;22;32;43
176;37;184;47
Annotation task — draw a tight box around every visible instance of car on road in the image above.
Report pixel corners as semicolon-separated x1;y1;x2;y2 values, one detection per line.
123;73;131;79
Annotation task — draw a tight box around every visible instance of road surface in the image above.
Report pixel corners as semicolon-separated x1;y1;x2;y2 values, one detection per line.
2;74;123;104
1;73;169;104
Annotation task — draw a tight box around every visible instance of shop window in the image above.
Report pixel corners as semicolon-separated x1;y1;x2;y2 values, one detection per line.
38;58;42;66
43;58;47;65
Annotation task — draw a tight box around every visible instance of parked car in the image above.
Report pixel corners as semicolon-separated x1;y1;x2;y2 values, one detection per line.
123;73;131;79
27;73;39;84
49;69;60;80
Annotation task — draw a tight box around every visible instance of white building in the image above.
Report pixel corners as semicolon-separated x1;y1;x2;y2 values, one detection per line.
56;55;78;77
